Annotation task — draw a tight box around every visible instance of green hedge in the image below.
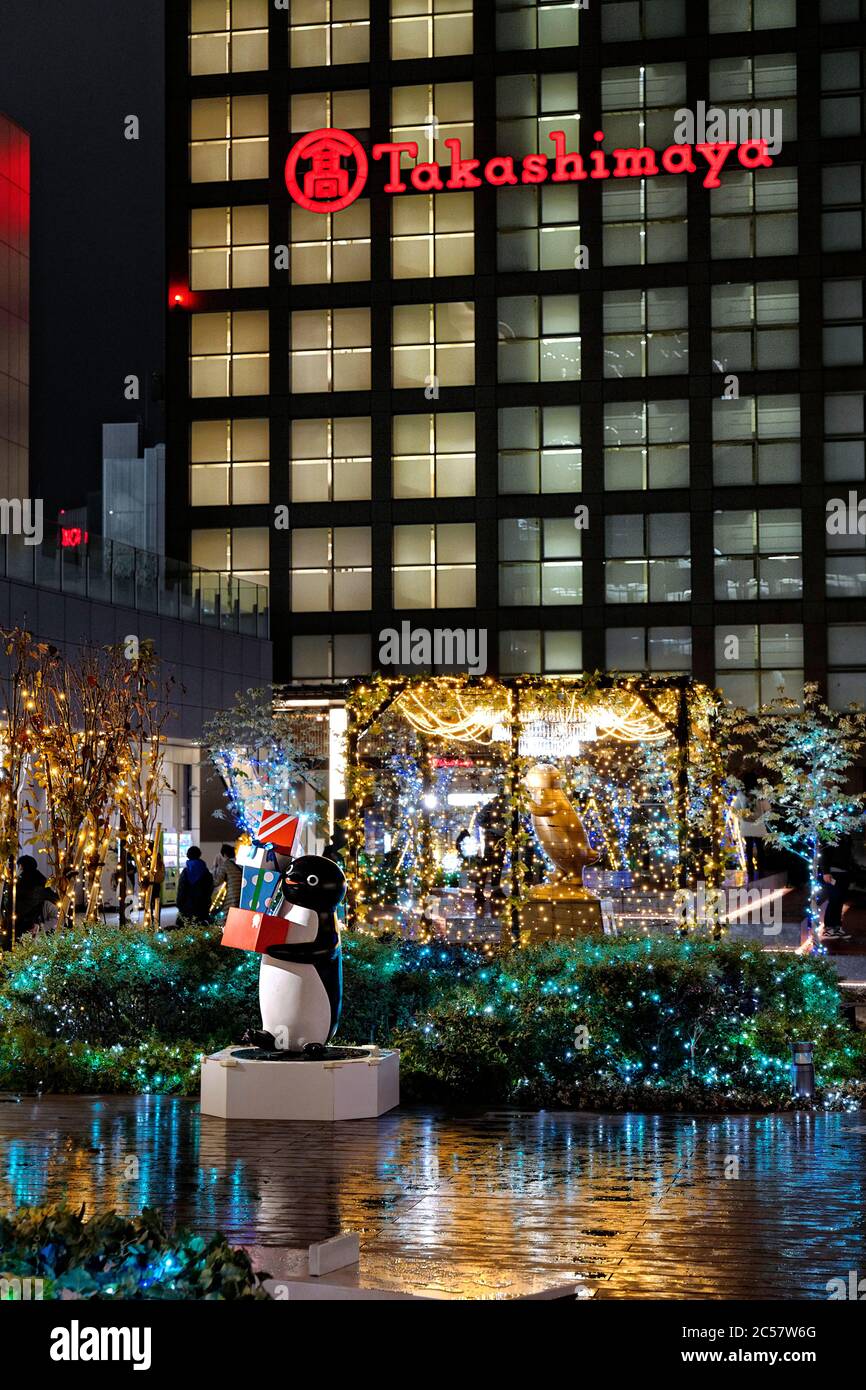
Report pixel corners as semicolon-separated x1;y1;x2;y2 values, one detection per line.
0;1205;271;1299
1;926;864;1109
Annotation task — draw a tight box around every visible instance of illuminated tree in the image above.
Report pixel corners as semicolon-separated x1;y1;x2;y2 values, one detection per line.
0;628;38;946
728;684;866;943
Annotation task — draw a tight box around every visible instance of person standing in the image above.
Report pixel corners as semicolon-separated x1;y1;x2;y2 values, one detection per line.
176;846;214;925
213;843;242;911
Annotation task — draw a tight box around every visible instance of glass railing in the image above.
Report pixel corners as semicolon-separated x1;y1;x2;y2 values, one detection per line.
1;528;270;639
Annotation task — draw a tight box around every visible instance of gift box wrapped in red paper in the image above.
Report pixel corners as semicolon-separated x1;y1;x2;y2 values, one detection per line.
221;907;291;954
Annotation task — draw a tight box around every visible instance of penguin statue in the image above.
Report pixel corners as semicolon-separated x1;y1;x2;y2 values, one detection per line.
252;854;347;1054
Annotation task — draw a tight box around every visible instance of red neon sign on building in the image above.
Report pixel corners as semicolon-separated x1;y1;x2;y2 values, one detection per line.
285;127;774;213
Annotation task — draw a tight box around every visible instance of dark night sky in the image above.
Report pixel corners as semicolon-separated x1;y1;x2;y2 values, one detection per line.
0;0;164;519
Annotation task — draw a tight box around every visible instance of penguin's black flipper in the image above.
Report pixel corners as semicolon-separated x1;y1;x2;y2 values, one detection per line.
242;1027;276;1050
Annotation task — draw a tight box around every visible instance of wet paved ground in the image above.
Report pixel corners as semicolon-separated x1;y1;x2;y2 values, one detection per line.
1;1097;864;1299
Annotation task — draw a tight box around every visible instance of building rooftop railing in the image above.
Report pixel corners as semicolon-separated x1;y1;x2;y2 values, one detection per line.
2;527;270;640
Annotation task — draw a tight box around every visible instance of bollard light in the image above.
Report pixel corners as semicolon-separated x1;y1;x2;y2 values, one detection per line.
791;1041;815;1099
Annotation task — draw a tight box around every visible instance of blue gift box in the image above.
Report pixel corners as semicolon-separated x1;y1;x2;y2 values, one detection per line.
239;859;281;913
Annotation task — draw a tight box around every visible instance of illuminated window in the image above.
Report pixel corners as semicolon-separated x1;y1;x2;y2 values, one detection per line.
497;72;579;158
190;418;269;505
496;0;580;50
497;185;580;272
190;311;269;397
604;287;688;377
290;417;372;501
822;50;866;137
600;63;686;147
603;179;687;266
498;295;580;383
290;202;370;284
713;510;802;601
715;624;803;710
500;631;583;675
499;405;581;494
602;0;685;40
709;0;795;30
711;282;799;372
290;89;370;135
824;279;865;367
392;302;475;388
709;54;797;141
292;634;372;680
189;0;268;75
290;0;370;67
826;490;866;598
391;0;472;60
190;205;269;290
499;518;582;607
392;192;474;278
291;527;372;611
711;169;798;260
190;95;268;182
291;309;372;392
605;400;689;490
828;625;866;709
713;395;800;486
823;165;865;253
606;627;692;673
391;84;473;164
392;412;475;498
393;523;476;608
191;525;270;586
824;393;866;482
605;514;691;604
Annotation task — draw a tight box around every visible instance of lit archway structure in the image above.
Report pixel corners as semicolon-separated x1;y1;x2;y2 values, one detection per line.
341;673;725;943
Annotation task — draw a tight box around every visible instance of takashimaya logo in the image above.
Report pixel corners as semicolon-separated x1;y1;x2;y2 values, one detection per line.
284;127;369;213
284;126;776;213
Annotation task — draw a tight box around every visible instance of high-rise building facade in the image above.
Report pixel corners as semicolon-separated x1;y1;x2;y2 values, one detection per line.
166;0;866;707
0;112;29;499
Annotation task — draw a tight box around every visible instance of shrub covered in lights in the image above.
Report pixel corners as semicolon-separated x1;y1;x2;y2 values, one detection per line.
0;1205;272;1299
1;926;864;1108
394;937;866;1110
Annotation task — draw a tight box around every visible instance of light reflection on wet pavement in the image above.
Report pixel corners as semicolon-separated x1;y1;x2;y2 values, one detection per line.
1;1097;864;1299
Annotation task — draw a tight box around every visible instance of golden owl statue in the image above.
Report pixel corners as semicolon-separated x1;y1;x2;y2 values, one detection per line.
525;762;600;902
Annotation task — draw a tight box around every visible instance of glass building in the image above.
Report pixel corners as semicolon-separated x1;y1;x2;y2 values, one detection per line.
166;0;866;708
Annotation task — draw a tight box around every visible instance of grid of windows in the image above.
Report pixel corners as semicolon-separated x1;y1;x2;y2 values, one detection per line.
290;202;370;284
190;206;269;290
190;418;269;506
713;510;803;601
290;418;372;502
190;311;269;397
290;308;372;392
393;412;475;498
290;1;370;67
189;0;268;76
169;2;866;692
291;527;373;611
189;95;268;182
713;396;801;486
393;523;477;607
499;406;581;494
499;517;583;606
604;400;689;491
605;513;692;604
391;0;473;59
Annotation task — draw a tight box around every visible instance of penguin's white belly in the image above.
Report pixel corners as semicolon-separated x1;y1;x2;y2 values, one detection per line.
259;956;332;1049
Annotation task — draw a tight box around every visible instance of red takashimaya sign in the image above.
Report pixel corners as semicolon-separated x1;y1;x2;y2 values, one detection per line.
285;127;774;213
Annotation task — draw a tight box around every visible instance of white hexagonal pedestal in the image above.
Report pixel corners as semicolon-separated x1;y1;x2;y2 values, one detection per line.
200;1046;399;1121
